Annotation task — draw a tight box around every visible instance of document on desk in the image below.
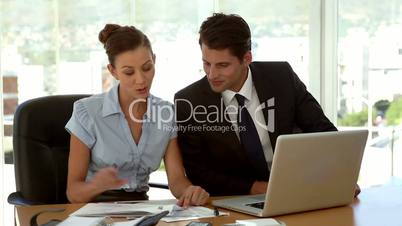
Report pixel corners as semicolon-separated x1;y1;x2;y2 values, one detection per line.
70;202;228;222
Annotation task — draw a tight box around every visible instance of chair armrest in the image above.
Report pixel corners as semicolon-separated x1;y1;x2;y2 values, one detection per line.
7;192;41;206
149;182;169;189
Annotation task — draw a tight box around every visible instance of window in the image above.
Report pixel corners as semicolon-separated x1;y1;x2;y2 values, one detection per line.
219;0;312;86
134;0;212;102
337;0;402;186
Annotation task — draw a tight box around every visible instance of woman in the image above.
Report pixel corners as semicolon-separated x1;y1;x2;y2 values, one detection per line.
65;24;209;206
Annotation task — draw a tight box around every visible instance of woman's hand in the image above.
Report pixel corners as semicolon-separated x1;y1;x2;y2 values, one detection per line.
91;167;128;191
177;185;210;208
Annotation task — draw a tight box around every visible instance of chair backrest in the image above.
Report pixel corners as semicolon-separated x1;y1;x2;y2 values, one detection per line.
13;95;89;204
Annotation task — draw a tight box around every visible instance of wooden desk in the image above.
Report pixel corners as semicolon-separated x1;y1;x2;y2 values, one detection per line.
16;184;402;226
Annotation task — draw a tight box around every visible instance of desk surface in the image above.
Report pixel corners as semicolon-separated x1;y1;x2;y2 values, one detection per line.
15;184;402;226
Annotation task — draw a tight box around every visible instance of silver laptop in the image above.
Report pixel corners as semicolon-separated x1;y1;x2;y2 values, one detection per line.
213;130;368;217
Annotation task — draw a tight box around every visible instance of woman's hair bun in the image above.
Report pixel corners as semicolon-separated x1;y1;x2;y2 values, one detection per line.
98;24;121;45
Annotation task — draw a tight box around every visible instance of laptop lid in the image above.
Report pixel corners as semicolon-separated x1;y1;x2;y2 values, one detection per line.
213;130;368;217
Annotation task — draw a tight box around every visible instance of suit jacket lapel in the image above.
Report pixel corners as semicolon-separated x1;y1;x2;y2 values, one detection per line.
250;63;279;149
201;77;242;150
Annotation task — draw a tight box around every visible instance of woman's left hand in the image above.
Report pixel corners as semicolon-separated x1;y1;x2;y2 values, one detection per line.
177;185;210;208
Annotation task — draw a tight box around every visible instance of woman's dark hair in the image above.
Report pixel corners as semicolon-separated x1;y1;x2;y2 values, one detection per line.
199;13;251;61
99;24;153;65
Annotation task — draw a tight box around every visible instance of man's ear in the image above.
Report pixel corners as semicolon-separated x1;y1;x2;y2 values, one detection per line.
243;51;252;65
107;64;118;79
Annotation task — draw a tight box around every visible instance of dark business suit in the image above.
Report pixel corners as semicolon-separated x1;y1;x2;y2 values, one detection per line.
174;62;337;196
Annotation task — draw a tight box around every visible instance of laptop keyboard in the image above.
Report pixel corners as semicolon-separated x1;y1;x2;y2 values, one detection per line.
246;202;265;209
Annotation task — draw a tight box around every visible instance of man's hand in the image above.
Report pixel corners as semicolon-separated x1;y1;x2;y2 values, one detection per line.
250;181;268;195
177;185;210;208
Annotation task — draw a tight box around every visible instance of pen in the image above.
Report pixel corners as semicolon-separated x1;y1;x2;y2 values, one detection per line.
214;207;220;216
112;200;144;204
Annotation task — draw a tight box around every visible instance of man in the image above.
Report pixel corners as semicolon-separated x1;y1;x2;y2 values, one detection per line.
174;13;339;196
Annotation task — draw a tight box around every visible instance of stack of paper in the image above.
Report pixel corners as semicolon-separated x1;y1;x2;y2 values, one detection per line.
70;203;173;218
58;216;145;226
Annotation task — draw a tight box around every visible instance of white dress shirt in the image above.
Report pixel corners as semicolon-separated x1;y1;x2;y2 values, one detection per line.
222;68;274;168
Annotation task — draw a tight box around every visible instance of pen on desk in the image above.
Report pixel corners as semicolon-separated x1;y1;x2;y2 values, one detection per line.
112;200;144;204
214;207;220;216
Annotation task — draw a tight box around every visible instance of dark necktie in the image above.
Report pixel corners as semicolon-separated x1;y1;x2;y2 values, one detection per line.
235;94;269;180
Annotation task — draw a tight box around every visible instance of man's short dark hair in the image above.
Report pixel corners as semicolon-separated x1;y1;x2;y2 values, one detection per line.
199;13;251;61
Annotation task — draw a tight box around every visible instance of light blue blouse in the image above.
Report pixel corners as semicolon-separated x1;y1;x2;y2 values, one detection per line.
65;84;177;192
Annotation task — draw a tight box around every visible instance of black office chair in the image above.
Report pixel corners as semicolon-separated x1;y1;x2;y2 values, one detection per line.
8;95;90;205
8;95;168;206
